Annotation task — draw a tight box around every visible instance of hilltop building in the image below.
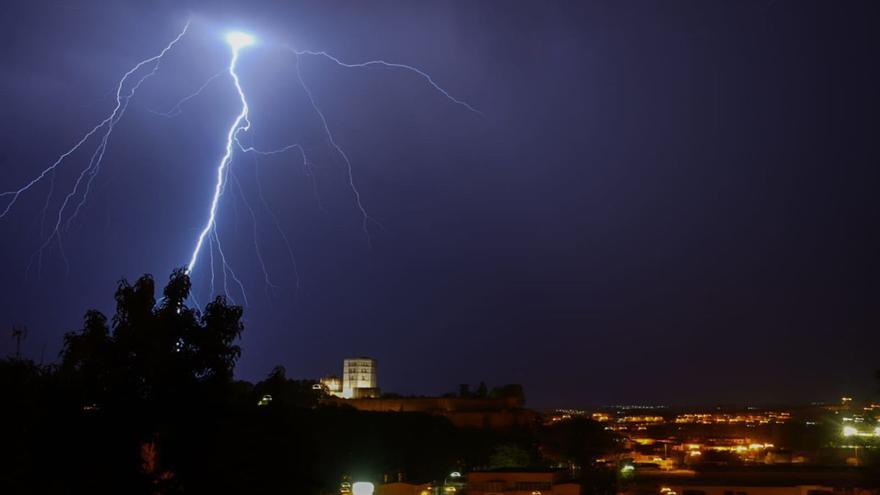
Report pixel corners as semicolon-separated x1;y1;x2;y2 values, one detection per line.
320;375;343;397
319;357;379;399
343;357;379;398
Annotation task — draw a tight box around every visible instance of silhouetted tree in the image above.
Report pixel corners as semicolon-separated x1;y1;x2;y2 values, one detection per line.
540;418;620;495
10;324;27;358
0;269;546;495
477;381;488;398
44;269;244;494
252;365;326;408
488;443;532;468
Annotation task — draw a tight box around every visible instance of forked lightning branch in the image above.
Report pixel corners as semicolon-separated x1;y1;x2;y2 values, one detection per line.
0;21;479;302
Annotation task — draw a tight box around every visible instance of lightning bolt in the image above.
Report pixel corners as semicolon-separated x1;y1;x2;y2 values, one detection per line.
2;21;190;276
237;141;308;294
186;32;253;277
149;70;226;118
8;24;481;302
288;48;483;246
291;52;377;246
185;39;482;282
230;170;277;291
2;21;190;219
290;49;483;116
185;34;482;294
252;153;302;293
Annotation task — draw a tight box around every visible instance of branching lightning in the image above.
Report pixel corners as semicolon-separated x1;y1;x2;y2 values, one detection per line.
285;47;483;246
290;49;483;116
2;22;190;220
4;21;190;276
230;170;277;291
5;22;480;303
291;52;377;245
185;31;254;277
150;70;226;118
252;153;302;292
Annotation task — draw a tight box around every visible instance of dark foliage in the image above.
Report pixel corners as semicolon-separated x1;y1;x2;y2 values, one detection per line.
2;270;611;495
3;270;245;494
539;417;622;495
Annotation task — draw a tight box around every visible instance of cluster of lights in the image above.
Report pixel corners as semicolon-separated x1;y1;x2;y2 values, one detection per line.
683;442;771;450
674;412;789;425
842;426;880;438
555;409;587;416
611;405;667;410
618;415;665;423
546;409;588;423
682;441;774;458
631;437;658;446
580;410;791;430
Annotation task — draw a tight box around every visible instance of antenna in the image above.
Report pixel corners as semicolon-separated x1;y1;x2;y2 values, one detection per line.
11;325;27;359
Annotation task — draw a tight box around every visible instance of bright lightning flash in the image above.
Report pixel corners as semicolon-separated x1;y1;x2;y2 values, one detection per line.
186;32;255;276
226;32;256;51
3;23;479;303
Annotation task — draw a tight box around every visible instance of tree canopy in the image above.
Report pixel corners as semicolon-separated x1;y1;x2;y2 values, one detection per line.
1;270;621;495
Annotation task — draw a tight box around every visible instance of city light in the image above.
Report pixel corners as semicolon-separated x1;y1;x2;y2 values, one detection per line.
841;425;880;438
352;482;375;495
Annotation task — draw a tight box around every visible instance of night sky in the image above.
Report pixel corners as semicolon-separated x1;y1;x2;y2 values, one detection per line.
2;1;878;408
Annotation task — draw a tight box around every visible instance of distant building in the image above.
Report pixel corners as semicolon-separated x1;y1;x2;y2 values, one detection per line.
342;357;379;399
465;469;579;495
663;484;838;495
625;468;878;495
320;375;343;397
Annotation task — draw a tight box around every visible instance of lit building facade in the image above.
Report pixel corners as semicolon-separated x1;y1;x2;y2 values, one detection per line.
342;357;379;399
320;375;343;397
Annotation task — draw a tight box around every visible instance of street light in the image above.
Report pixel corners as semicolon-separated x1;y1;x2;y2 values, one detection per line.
352;482;375;495
441;471;465;495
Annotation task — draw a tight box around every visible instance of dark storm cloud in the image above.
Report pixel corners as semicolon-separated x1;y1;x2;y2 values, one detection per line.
1;0;878;407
